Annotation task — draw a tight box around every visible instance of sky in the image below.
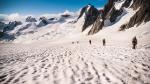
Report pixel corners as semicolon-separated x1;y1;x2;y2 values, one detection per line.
0;0;107;15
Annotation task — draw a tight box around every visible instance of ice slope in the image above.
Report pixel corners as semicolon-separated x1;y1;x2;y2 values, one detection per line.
0;41;150;84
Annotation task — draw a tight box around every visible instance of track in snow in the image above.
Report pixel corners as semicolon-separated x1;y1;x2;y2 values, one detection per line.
0;43;150;84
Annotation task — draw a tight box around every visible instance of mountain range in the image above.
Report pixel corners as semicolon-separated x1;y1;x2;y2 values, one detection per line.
0;0;150;47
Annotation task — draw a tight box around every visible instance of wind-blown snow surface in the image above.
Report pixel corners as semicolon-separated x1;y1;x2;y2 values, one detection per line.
1;5;150;84
0;42;150;84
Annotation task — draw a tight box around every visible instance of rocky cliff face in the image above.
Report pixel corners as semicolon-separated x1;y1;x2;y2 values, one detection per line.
88;0;124;35
121;0;150;30
88;16;104;35
102;0;115;20
87;0;150;34
77;4;99;32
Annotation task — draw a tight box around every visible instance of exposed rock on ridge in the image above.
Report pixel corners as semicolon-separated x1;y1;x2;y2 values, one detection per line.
77;4;99;32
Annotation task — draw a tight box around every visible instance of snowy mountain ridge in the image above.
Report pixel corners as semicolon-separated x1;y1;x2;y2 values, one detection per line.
0;11;79;43
0;0;150;46
0;0;150;84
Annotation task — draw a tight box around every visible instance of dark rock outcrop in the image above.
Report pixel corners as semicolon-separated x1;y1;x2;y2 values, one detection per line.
122;0;132;8
77;4;99;32
26;16;37;22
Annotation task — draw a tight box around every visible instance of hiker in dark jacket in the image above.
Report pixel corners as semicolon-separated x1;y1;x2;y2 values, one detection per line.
103;38;106;46
89;40;92;45
132;36;137;49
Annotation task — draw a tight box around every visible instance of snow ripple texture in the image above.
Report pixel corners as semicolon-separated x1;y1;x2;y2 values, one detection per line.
0;43;150;84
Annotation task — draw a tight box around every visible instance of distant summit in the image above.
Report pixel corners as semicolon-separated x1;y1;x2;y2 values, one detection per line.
77;4;99;32
77;0;150;35
26;16;37;22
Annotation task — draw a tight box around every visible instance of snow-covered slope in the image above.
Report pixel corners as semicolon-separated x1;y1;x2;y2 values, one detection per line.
0;0;150;84
0;40;150;84
0;0;150;44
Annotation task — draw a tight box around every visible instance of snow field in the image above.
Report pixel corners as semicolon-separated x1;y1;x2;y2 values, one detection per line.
0;42;150;84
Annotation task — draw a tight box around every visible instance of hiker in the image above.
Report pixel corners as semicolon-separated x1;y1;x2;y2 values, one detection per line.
132;36;137;49
89;40;92;45
102;38;106;46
